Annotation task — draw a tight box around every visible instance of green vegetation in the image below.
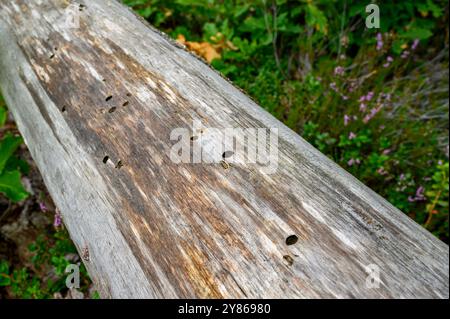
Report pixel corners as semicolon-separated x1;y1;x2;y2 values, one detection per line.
0;96;29;203
0;229;92;298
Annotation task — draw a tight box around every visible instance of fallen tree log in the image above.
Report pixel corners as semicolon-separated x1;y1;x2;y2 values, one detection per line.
0;0;448;298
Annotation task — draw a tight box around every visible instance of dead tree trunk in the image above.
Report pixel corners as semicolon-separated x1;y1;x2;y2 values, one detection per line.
0;0;448;298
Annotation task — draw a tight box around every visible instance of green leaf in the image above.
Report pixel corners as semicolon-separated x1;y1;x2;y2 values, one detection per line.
0;274;11;287
5;155;30;175
0;261;11;287
401;26;433;40
305;4;328;34
437;200;448;207
0;133;23;174
0;170;29;202
0;107;7;127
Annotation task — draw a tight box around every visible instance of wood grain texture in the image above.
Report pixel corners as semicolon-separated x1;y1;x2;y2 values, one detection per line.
0;0;448;299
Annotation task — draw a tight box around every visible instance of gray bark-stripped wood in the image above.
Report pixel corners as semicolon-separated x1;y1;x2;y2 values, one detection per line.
0;0;448;299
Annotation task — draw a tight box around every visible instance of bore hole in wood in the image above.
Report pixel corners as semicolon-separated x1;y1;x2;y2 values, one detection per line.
126;93;132;97
283;255;294;266
222;151;234;159
61;105;67;112
221;160;230;170
105;95;113;102
49;54;55;59
122;101;129;107
103;156;109;164
285;235;298;245
79;4;86;11
108;107;117;113
190;135;198;141
115;160;123;169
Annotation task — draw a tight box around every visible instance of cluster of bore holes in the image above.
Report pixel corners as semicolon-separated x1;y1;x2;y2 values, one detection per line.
283;235;298;266
79;4;86;11
49;47;58;60
221;151;234;170
103;156;123;169
105;94;131;113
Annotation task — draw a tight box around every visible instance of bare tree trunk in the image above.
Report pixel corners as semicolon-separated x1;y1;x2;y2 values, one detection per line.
0;0;448;298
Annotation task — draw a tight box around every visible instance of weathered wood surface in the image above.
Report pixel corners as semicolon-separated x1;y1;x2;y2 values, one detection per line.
0;0;448;299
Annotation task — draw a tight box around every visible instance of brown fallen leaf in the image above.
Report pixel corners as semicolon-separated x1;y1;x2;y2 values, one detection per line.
176;33;237;63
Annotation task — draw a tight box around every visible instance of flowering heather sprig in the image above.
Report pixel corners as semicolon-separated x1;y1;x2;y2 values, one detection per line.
377;167;388;175
408;186;426;202
344;114;351;126
347;158;361;167
363;105;383;123
411;39;420;51
54;209;62;228
376;33;383;51
329;82;338;92
349;132;357;140
401;50;410;59
383;56;394;68
348;82;357;93
334;66;345;76
39;202;47;212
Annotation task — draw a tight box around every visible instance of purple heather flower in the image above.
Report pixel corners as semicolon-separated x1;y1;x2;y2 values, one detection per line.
342;95;349;100
416;186;424;195
366;91;374;101
408;186;426;202
411;39;420;51
359;103;367;112
359;96;366;102
329;82;338;92
383;57;393;68
438;160;443;165
401;50;410;59
54;210;62;228
334;66;345;76
382;149;392;155
399;173;406;181
376;33;383;51
377;167;388;175
344;114;351;126
356;159;361;165
39;202;47;212
349;132;357;140
348;158;355;166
